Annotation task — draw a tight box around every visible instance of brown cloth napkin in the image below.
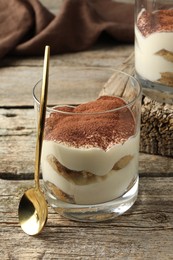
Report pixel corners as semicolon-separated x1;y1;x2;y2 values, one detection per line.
0;0;134;59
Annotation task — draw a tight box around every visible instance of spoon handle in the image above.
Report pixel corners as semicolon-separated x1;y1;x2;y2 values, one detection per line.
35;46;50;189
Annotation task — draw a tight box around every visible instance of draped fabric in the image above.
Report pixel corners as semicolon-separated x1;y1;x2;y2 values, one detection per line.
0;0;134;58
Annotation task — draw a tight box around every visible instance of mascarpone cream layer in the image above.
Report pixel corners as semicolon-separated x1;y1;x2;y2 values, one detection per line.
42;133;140;176
41;133;139;204
43;157;138;204
135;25;173;81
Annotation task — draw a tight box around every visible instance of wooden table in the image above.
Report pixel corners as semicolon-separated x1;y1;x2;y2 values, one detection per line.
1;1;173;259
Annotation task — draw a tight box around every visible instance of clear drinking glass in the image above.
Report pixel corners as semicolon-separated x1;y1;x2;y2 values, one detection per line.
33;67;142;222
135;0;173;99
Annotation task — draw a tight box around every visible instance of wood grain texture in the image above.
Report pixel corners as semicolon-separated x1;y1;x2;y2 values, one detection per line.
141;97;173;157
0;178;173;260
0;46;132;107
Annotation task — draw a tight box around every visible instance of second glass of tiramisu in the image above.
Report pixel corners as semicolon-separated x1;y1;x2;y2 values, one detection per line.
135;0;173;101
33;67;142;222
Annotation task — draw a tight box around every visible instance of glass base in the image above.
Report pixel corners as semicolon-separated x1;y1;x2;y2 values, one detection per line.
135;73;173;104
44;177;139;222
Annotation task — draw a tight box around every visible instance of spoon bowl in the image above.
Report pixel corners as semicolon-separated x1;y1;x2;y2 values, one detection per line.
18;45;50;235
18;188;48;236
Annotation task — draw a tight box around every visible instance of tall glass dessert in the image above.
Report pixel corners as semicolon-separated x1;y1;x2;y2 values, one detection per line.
135;0;173;99
33;68;141;222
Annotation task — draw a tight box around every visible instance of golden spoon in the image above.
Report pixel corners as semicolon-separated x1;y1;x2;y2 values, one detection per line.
18;46;50;235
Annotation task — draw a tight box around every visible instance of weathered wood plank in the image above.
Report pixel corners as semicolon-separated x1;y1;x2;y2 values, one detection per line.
0;178;173;259
0;46;133;107
1;45;132;67
0;108;173;179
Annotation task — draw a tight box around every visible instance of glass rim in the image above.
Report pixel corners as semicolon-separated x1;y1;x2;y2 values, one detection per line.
33;68;142;115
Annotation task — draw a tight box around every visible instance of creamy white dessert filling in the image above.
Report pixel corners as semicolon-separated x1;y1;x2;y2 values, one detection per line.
135;9;173;82
43;158;138;204
135;26;173;82
41;133;139;204
42;133;139;176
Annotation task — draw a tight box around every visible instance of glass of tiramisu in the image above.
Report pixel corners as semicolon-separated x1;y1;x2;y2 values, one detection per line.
33;67;142;222
135;0;173;101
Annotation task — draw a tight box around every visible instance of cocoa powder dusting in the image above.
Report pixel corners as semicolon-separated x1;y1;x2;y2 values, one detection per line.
44;96;135;150
137;9;173;37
